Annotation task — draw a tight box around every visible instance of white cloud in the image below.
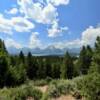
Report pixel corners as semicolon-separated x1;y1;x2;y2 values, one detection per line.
6;8;18;15
81;26;100;46
0;14;13;35
15;0;70;37
29;32;41;48
12;17;35;32
51;26;100;49
5;38;22;49
51;39;82;49
0;14;34;34
17;0;58;24
42;3;58;24
47;0;70;6
48;21;68;37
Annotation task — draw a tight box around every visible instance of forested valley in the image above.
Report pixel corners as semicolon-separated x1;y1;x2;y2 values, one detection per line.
0;37;100;100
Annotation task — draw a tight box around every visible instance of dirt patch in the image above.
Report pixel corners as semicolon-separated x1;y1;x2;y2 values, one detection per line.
35;86;84;100
26;97;34;100
52;95;75;100
36;85;48;93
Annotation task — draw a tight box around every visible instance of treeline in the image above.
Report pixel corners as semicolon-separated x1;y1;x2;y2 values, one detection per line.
0;37;100;88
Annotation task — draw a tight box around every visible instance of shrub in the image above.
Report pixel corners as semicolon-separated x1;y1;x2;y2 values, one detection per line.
48;84;60;98
0;87;11;100
47;80;76;98
0;85;43;100
32;80;48;86
74;73;100;100
12;85;42;100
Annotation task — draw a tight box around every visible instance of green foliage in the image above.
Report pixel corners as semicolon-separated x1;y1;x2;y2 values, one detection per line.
0;39;8;54
7;63;26;86
51;63;60;78
89;36;100;73
19;51;25;63
0;55;9;87
47;80;76;98
73;60;80;77
74;73;100;100
26;52;38;79
0;85;43;100
14;86;42;100
60;52;74;79
77;45;92;75
31;79;49;86
0;37;100;100
41;93;49;100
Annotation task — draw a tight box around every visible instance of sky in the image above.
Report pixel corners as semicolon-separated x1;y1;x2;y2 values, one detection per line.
0;0;100;49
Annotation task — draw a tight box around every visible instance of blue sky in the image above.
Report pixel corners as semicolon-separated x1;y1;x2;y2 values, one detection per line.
0;0;100;49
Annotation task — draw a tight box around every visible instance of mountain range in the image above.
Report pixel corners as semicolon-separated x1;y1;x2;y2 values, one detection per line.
7;46;80;56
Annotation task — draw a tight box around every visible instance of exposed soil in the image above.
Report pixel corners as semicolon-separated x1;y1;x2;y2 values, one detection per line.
37;85;76;100
36;85;48;93
27;85;84;100
52;95;75;100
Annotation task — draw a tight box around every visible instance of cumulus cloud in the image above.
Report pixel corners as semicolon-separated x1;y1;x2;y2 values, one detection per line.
29;32;41;48
51;39;82;49
17;0;58;24
1;0;99;49
0;14;34;34
81;26;100;46
0;0;71;49
0;14;13;35
17;0;69;37
51;26;100;49
48;21;68;37
5;38;22;49
6;8;18;15
12;17;35;32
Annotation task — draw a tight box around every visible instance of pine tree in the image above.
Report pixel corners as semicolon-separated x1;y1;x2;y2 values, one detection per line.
89;36;100;73
19;51;25;63
0;39;8;54
7;63;26;86
78;46;87;74
51;63;60;79
0;55;8;87
26;52;37;79
0;39;8;87
77;45;92;75
37;59;46;79
26;52;33;79
45;60;52;78
60;52;74;79
86;45;93;69
2;41;8;54
0;39;3;52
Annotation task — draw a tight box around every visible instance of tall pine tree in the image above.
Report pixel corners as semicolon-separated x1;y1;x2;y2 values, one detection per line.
19;51;25;63
26;52;37;79
60;52;74;79
78;45;92;75
0;39;9;87
89;36;100;73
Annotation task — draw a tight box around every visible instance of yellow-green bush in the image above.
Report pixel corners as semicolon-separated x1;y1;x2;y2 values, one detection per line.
74;73;100;100
0;85;42;100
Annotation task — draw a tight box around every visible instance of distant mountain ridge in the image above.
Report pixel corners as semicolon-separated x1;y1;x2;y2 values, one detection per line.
7;46;80;56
